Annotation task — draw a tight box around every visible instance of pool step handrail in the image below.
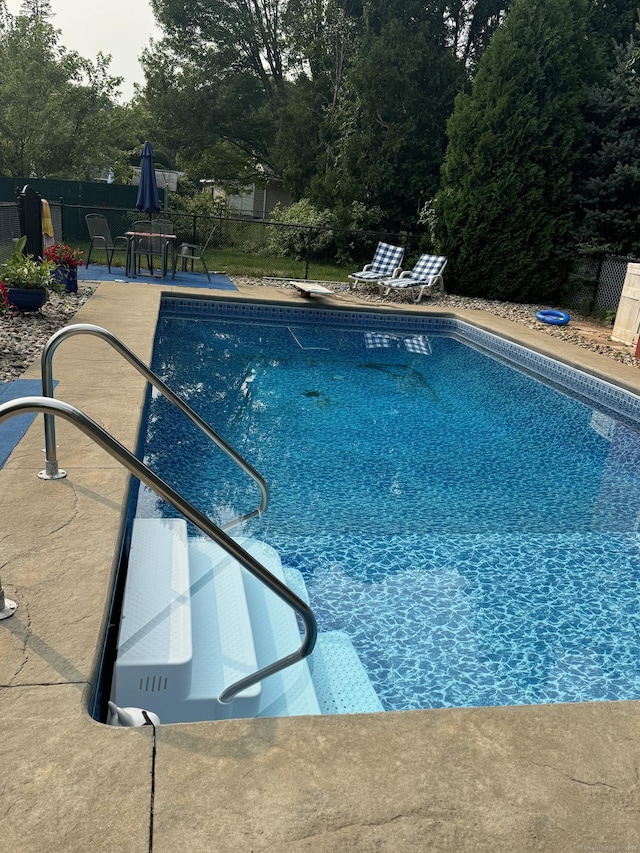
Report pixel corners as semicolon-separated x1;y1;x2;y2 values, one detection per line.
39;323;269;531
0;395;317;704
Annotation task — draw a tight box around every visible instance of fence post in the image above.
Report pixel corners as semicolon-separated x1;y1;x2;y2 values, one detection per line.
16;184;43;259
304;226;312;280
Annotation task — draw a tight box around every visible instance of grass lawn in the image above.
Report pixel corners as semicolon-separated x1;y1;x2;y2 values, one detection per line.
74;242;352;283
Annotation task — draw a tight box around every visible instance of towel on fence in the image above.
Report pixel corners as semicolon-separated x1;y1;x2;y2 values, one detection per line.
41;199;55;249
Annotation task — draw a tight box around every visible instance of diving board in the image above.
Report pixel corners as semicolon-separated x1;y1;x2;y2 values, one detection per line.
291;281;334;298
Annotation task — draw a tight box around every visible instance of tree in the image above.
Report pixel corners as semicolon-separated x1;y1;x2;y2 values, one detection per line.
311;0;465;228
19;0;52;19
145;0;362;191
144;1;508;223
150;0;290;103
590;0;640;58
444;0;511;69
0;13;123;179
435;0;599;302
143;0;289;184
285;0;362;98
271;1;362;200
141;40;271;182
576;14;640;255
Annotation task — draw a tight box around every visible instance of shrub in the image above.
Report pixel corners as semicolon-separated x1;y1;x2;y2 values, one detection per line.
265;200;334;260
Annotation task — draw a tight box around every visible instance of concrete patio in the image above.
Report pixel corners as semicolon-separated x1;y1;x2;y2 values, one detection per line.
1;280;640;852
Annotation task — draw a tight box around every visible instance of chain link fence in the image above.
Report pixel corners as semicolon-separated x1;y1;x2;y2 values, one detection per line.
60;204;423;281
0;198;637;312
0;200;63;263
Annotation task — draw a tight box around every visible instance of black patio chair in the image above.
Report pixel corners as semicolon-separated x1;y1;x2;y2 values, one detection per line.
172;225;217;283
85;213;128;273
131;219;175;279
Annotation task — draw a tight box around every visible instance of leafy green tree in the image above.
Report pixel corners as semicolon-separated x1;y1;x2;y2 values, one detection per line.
576;14;640;255
435;0;599;301
0;14;123;179
271;1;362;199
141;41;271;182
105;96;155;183
142;0;510;222
19;0;51;18
313;0;464;229
150;0;289;102
145;0;362;193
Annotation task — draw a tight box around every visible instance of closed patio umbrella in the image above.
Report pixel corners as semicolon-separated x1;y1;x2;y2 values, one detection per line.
136;141;161;218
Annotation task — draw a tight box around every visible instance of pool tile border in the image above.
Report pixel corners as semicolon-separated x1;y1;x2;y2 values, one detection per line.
160;297;640;425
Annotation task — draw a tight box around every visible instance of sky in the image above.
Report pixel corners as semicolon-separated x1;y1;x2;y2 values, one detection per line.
5;0;162;101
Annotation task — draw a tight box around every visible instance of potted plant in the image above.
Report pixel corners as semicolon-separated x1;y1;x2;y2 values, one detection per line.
43;242;84;293
0;236;60;311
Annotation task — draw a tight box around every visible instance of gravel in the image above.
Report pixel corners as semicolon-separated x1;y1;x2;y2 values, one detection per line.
0;284;97;382
1;277;637;383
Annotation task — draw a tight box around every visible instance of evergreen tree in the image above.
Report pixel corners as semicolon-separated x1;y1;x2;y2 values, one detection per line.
436;0;598;302
576;14;640;255
590;0;640;58
315;0;464;228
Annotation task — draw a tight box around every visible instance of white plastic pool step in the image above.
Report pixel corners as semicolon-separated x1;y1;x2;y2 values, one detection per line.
310;631;384;714
179;538;260;722
240;544;320;718
112;518;260;723
112;518;193;711
317;632;385;714
282;568;383;714
111;519;383;723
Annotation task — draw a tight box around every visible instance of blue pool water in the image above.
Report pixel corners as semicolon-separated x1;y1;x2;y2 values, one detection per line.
136;301;640;711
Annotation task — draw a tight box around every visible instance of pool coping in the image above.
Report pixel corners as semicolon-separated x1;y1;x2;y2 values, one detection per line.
1;280;640;852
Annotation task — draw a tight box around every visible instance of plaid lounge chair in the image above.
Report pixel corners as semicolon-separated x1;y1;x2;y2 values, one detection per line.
348;242;405;289
379;254;447;303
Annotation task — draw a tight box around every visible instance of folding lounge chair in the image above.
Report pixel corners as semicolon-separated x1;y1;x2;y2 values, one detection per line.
348;242;404;289
379;254;447;303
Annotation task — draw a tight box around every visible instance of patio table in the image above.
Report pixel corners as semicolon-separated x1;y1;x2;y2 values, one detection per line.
125;230;176;279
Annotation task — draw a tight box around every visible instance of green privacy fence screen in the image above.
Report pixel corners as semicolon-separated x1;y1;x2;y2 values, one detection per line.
0;176;138;207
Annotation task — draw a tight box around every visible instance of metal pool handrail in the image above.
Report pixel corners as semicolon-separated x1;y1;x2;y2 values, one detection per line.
39;323;269;531
0;396;317;704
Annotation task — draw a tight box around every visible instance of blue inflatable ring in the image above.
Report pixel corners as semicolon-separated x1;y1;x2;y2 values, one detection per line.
536;309;570;326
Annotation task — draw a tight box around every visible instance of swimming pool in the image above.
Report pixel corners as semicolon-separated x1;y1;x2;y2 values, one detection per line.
133;298;640;712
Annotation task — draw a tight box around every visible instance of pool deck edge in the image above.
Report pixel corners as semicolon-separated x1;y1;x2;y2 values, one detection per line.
1;280;639;852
